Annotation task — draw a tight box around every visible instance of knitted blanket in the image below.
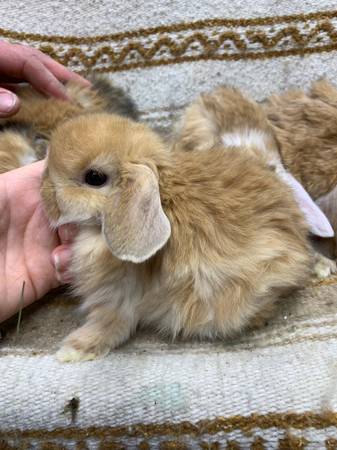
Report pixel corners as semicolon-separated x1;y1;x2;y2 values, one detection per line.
2;1;337;448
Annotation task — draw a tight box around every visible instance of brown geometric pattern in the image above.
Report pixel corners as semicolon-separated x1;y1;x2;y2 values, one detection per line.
1;10;337;73
2;412;337;448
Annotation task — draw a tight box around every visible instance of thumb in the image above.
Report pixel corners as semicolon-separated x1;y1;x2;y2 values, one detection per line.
0;87;19;118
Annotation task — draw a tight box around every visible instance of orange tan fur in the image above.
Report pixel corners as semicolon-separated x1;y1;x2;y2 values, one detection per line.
264;79;337;200
174;85;280;165
41;112;313;362
174;85;336;271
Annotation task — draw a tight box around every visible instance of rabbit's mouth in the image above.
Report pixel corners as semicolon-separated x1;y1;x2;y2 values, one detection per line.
55;211;99;228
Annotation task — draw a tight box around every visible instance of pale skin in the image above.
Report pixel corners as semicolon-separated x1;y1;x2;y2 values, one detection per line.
0;41;85;322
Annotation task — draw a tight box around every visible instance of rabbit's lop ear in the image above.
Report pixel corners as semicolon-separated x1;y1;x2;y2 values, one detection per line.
278;169;334;238
102;164;171;263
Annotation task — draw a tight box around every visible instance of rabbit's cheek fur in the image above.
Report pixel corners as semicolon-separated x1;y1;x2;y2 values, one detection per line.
54;196;95;227
41;173;100;227
54;179;106;227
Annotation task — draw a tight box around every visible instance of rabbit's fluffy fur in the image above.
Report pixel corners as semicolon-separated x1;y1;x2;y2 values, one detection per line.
38;83;314;362
0;78;320;362
264;79;337;200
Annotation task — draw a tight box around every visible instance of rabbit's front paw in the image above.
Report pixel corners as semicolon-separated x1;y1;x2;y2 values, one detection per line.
56;346;99;363
56;329;111;363
314;253;337;279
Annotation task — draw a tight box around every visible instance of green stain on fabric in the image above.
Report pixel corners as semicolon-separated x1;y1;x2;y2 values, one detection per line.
138;382;187;412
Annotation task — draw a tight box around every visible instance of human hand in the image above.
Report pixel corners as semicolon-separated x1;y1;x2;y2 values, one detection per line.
0;40;90;118
0;161;75;322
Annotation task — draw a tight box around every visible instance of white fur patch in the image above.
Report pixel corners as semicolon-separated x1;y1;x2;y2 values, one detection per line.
221;129;268;152
314;254;337;279
56;346;98;363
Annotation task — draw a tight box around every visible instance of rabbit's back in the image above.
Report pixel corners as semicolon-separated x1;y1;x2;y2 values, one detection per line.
138;147;313;338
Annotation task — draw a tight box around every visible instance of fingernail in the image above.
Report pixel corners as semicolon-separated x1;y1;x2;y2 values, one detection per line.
0;92;17;112
52;247;73;284
53;253;61;272
52;247;72;272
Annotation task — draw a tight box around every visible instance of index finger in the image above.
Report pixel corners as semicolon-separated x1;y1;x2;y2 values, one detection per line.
0;41;89;99
39;53;91;87
22;55;70;100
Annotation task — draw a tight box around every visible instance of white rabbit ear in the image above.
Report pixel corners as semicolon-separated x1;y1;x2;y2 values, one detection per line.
102;164;171;263
277;169;334;238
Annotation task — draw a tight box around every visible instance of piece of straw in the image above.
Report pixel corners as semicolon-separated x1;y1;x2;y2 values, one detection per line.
16;281;25;338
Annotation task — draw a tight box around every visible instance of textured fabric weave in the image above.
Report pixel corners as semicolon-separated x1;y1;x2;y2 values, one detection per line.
1;1;337;448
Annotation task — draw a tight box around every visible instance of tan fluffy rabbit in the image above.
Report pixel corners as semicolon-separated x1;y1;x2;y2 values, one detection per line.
263;80;337;255
0;77;138;173
41;105;314;362
175;85;336;278
175;85;334;240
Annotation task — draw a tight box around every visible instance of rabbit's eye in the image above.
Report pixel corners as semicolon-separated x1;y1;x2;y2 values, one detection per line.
84;169;108;187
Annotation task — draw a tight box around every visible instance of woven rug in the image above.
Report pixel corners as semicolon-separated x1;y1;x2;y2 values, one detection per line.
2;1;337;449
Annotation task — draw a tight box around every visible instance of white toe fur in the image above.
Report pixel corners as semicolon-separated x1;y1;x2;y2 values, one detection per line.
314;254;337;279
56;347;98;363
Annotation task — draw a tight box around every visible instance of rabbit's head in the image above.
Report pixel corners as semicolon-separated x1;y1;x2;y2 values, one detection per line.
41;113;171;263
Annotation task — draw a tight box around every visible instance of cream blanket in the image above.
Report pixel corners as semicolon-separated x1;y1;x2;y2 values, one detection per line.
1;1;337;448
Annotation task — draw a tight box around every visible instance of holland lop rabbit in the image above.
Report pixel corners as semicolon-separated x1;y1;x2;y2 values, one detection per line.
40;101;314;362
175;85;334;240
175;85;336;278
